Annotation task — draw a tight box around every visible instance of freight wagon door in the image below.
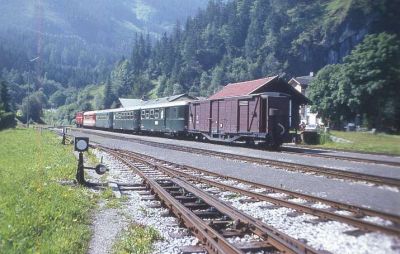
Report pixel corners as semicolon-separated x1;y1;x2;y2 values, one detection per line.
189;103;197;130
238;100;249;132
211;100;219;133
266;96;290;137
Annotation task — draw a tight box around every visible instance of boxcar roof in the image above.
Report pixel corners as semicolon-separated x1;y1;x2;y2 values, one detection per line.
208;76;278;100
208;76;309;104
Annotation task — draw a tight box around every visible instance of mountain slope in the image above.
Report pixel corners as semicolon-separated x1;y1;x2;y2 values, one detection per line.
0;0;208;51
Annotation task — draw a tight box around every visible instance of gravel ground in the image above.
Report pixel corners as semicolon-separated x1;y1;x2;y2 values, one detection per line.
69;130;400;217
72;129;400;179
193;182;400;254
87;149;199;254
87;203;129;254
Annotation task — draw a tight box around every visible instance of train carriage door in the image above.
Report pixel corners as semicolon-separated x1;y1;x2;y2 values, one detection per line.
160;107;166;130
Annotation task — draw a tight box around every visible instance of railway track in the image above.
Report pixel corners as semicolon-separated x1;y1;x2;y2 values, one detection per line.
280;146;400;168
71;129;400;188
100;146;400;238
98;146;320;253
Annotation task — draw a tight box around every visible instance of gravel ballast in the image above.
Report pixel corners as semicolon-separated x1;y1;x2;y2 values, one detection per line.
90;150;199;254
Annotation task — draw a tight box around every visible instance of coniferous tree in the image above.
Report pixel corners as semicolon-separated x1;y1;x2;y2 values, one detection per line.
0;81;11;112
103;78;115;109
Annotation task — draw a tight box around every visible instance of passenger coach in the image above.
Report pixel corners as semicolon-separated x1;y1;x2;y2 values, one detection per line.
82;111;96;128
140;100;190;135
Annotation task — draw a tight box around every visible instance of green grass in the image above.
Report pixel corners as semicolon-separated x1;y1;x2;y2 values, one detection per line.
113;224;160;254
0;128;96;253
100;187;127;209
316;131;400;155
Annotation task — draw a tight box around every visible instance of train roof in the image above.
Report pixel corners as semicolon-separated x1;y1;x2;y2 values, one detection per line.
125;100;191;111
86;100;193;115
83;111;97;115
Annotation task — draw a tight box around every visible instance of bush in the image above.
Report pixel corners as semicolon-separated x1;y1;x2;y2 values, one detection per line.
0;111;17;130
319;133;331;145
301;131;319;144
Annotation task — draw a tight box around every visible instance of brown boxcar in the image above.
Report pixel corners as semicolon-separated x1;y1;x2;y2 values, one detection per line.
188;92;291;146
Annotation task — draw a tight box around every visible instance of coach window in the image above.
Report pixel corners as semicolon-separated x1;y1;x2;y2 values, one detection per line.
145;110;150;119
141;110;145;119
154;109;159;119
150;109;154;119
160;109;164;119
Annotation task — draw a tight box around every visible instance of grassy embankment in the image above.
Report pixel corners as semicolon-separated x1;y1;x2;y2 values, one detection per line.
0;128;96;253
317;131;400;155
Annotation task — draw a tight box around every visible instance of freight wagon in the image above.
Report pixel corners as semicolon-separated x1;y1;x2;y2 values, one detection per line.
188;92;290;146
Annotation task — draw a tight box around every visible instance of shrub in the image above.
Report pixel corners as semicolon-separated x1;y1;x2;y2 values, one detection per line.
0;111;17;130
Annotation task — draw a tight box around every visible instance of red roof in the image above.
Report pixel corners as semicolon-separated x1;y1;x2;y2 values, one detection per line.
208;76;278;100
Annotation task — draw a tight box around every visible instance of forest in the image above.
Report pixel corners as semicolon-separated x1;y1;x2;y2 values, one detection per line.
0;0;399;131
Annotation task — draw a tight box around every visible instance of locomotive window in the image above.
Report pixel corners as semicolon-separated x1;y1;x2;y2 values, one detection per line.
154;109;159;119
145;110;149;119
150;109;154;119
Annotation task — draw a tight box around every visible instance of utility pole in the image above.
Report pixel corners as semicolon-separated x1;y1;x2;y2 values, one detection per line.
26;56;40;128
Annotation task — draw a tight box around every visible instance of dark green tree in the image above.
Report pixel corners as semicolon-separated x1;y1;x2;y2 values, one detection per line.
111;59;133;97
0;81;11;112
343;32;400;130
49;90;67;108
103;78;116;109
308;64;352;128
21;95;43;122
245;0;270;59
309;33;400;131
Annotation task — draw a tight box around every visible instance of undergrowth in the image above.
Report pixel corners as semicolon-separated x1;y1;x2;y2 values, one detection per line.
113;224;161;254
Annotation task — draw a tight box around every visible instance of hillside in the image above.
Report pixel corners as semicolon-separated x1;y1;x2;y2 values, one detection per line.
106;0;399;99
0;0;209;49
0;0;209;86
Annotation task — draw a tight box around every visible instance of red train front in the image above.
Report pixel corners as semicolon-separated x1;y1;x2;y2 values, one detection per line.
75;112;84;127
